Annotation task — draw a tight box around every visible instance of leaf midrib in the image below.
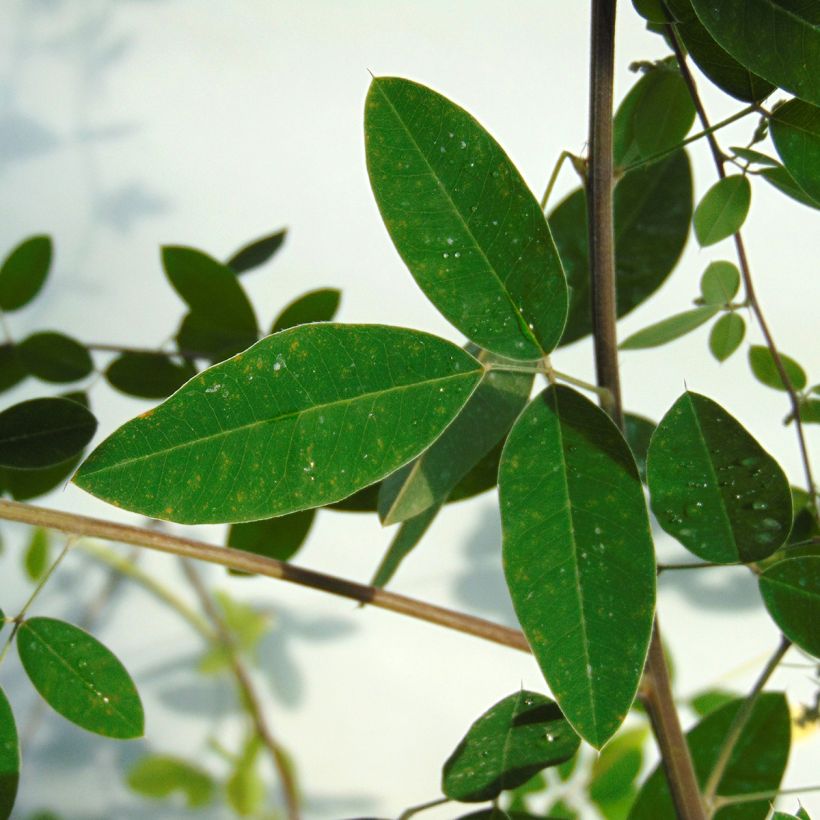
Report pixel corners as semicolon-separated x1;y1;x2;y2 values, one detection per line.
0;419;93;449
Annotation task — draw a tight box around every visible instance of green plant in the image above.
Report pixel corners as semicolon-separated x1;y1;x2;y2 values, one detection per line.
0;2;818;819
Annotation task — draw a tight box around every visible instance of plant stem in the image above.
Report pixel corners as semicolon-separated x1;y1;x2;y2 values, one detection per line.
702;635;791;812
712;784;820;809
86;341;206;360
657;561;730;573
587;4;706;817
398;796;451;819
0;500;530;653
540;150;584;211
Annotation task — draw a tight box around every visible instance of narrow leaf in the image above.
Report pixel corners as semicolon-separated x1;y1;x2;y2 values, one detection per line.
370;503;440;589
709;313;745;362
75;324;483;524
128;755;214;808
759;557;820;657
227;228;286;274
731;147;779;166
500;386;656;748
17;617;144;738
0;686;19;820
23;528;50;581
700;261;740;305
442;691;579;802
748;345;807;391
365;76;568;360
271;288;341;333
693;175;751;246
620;306;719;350
648;391;792;563
0;235;52;312
17;332;93;383
770;99;820;204
228;508;315;563
226;734;264;816
106;352;196;399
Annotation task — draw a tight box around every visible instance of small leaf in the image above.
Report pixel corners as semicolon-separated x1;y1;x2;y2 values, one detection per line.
620;306;719;350
770;99;820;204
369;503;440;588
17;332;93;383
759;557;820;657
105;353;196;399
731;147;779;166
629;693;790;819
365;76;568;360
500;386;656;748
271;288;341;332
647;391;792;563
690;689;737;718
176;311;258;364
127;755;214;807
689;0;820;106
760;164;820;210
693;175;751;246
227;228;286;274
0;686;19;820
226;735;264;816
75;325;483;524
700;261;740;305
228;508;315;564
748;345;807;391
0;346;26;395
442;690;579;802
0;235;52;312
631;0;667;24
798;398;820;424
17;617;144;738
589;727;647;807
0;453;82;502
0;397;97;469
709;313;745;362
624;413;656;483
198;591;270;673
23;528;50;581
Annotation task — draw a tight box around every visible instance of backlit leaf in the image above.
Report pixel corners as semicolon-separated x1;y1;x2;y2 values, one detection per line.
693;175;751;246
442;690;579;802
127;755;214;808
75;324;483;524
647;391;791;563
589;727;647;809
770;99;820;203
228;508;315;563
365;76;568;360
760;165;820;210
731;147;779;167
23;528;50;581
799;398;820;424
0;686;19;820
369;503;440;589
689;689;737;717
500;386;656;748
17;617;144;738
700;261;740;305
227;229;286;274
17;332;93;384
0;235;52;312
748;345;807;391
272;288;341;333
759;557;820;657
620;306;719;350
226;734;264;816
105;353;196;399
709;313;745;362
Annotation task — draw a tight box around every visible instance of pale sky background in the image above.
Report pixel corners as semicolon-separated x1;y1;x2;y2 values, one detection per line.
0;1;817;818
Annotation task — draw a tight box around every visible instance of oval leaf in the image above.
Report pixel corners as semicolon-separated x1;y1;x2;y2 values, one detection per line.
0;235;52;312
106;352;196;399
0;686;19;820
759;557;820;657
760;164;820;210
227;228;286;274
500;385;656;748
648;391;791;563
23;528;50;581
442;691;579;803
0;397;97;469
271;288;341;333
770;99;820;204
177;311;259;364
709;313;745;362
17;617;144;739
365;76;568;360
748;345;807;391
620;306;719;350
74;324;483;524
228;508;315;564
700;261;740;305
128;755;215;807
693;175;751;246
17;332;93;383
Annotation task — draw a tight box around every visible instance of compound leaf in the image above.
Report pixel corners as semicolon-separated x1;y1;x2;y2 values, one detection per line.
759;557;820;657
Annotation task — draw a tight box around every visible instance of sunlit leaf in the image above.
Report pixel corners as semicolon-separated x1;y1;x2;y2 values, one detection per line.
127;755;214;807
0;235;52;312
629;693;790;819
500;386;656;748
227;228;287;274
760;165;820;210
272;288;341;333
442;690;579;802
23;528;50;581
0;686;19;820
748;345;807;391
693;175;751;246
700;261;740;305
648;391;791;563
75;325;483;524
759;557;820;657
17;617;144;739
105;353;196;400
770;99;820;204
709;313;745;362
228;508;315;564
17;332;93;384
620;306;719;350
0;345;26;395
365;76;568;360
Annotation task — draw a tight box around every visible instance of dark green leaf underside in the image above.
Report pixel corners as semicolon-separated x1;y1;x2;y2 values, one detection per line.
759;557;820;657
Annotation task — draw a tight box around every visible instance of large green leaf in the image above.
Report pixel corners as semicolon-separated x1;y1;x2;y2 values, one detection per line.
17;617;144;739
693;175;751;246
620;306;719;350
75;324;483;524
648;391;791;563
365;76;568;360
689;0;820;106
271;288;341;333
228;509;315;564
227;228;287;274
17;332;93;383
0;397;97;469
127;755;214;808
551;151;692;346
500;386;656;748
0;686;18;820
105;353;196;400
759;557;820;657
0;235;52;312
629;693;791;819
770;99;820;203
442;691;579;802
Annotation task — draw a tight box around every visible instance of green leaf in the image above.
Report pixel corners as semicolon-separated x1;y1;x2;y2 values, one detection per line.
690;689;737;718
693;175;751;246
759;557;820;657
23;528;50;581
589;727;647;807
770;99;820;203
369;503;440;589
748;345;807;391
551;151;692;346
623;413;656;483
500;386;656;748
17;617;144;738
0;397;97;469
731;147;779;166
0;453;82;502
127;755;214;807
226;735;264;816
272;288;341;332
0;686;19;820
620;306;719;350
105;353;196;400
798;397;820;424
760;164;820;209
0;236;52;312
648;391;792;563
228;508;315;563
442;690;580;802
75;324;483;524
0;345;26;395
709;313;745;362
689;0;820;106
199;592;270;673
631;0;667;23
629;692;790;819
700;261;740;305
176;311;259;364
227;228;286;274
17;332;93;383
365;76;568;360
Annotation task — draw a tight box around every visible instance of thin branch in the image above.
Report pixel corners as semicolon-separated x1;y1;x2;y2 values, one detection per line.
398;796;451;819
658;561;732;573
86;341;207;360
712;784;820;809
0;500;530;654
